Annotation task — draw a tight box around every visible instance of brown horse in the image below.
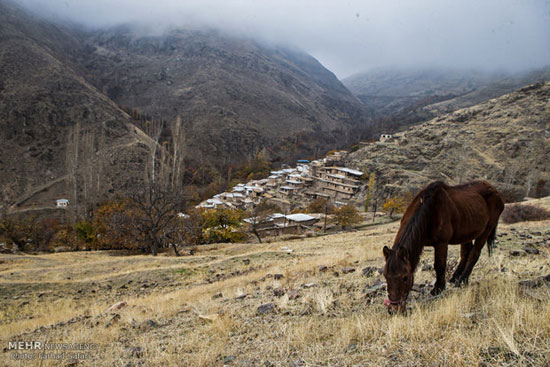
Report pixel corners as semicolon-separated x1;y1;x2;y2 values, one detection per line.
382;180;504;313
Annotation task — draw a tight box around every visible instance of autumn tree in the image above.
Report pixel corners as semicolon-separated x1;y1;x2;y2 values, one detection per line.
306;198;334;214
202;207;246;243
383;196;408;219
93;200;139;250
332;204;362;229
364;172;376;212
94;181;188;255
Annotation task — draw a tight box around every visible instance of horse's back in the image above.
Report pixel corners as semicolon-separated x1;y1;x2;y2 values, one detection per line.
445;181;503;244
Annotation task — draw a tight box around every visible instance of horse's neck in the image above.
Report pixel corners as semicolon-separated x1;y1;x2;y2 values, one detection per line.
408;243;424;271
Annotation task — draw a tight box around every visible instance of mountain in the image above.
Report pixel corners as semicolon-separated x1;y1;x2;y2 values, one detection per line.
342;67;550;134
345;82;550;200
0;0;369;217
0;0;153;218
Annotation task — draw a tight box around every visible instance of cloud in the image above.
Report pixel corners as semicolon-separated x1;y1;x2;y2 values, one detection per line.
15;0;550;78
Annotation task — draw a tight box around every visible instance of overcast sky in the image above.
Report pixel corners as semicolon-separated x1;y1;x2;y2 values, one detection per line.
15;0;550;78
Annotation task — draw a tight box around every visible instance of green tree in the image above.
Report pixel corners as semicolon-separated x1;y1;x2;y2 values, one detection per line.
75;221;94;245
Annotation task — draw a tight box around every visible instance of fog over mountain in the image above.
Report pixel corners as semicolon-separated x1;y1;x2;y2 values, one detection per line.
14;0;550;78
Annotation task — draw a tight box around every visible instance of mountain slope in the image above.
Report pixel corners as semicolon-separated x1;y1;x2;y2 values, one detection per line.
345;82;550;198
77;26;368;170
342;67;550;134
0;0;154;216
0;0;370;216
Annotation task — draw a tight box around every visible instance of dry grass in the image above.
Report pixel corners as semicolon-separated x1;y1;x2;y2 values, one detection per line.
1;213;549;366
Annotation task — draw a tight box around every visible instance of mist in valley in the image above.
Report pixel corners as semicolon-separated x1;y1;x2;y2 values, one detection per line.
14;0;550;78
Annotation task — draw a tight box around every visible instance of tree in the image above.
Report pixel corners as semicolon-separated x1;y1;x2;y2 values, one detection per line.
332;204;362;229
180;208;207;248
246;201;278;243
94;182;188;255
383;196;407;219
202;207;246;243
127;182;189;256
306;198;334;214
93;200;139;251
365;172;376;212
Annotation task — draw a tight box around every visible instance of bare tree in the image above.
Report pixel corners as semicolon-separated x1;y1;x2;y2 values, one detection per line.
246;200;278;243
127;181;188;256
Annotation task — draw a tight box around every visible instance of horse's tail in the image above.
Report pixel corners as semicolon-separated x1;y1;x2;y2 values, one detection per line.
487;224;497;257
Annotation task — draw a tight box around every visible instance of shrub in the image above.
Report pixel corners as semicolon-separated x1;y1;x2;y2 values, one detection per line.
498;186;525;203
501;204;550;224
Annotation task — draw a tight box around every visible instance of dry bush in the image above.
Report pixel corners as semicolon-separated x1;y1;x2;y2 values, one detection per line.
501;203;550;224
498;186;525;203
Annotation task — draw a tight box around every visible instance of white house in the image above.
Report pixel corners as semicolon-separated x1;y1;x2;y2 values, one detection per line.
56;199;69;208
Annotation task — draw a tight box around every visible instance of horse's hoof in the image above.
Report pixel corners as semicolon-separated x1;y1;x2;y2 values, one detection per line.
430;286;444;296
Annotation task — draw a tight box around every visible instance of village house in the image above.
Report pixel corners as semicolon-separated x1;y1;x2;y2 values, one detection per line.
56;199;69;208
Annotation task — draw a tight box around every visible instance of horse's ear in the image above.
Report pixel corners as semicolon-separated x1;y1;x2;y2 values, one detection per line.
397;247;408;260
383;246;391;259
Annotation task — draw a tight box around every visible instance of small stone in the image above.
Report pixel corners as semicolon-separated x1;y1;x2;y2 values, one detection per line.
257;303;276;315
273;288;286;297
333;271;340;277
145;319;158;328
274;274;284;280
422;264;433;271
319;265;328;272
509;250;524;257
523;246;540;255
288;290;301;300
212;292;223;299
342;267;355;274
362;266;376;277
198;314;219;322
243;259;251;265
235;294;247;300
302;283;317;288
223;355;236;364
291;359;306;367
105;301;127;313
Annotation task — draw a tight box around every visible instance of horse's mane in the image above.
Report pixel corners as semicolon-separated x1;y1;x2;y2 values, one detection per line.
390;181;446;271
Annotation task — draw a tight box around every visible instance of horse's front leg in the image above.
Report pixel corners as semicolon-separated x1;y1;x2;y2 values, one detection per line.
431;243;448;296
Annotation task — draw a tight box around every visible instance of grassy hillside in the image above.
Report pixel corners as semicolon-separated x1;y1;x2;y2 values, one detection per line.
346;82;550;199
1;197;549;366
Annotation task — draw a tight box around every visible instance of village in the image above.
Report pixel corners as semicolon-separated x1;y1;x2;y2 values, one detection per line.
197;149;369;238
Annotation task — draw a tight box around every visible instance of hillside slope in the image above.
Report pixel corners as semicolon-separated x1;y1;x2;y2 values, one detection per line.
0;0;153;217
0;0;369;215
345;82;550;198
77;26;369;172
342;67;550;134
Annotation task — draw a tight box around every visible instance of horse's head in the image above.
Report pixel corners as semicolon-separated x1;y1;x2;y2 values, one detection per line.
383;245;413;314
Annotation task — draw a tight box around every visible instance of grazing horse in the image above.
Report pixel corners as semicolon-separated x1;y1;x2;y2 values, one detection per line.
382;180;504;313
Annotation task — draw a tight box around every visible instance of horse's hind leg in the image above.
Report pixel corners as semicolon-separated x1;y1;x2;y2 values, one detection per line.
450;242;473;285
457;233;491;285
431;243;448;296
